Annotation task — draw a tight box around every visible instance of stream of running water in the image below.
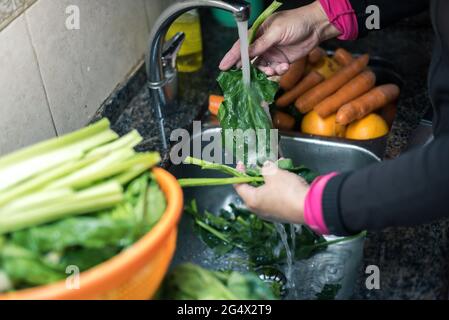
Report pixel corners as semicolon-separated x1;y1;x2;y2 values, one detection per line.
236;20;297;295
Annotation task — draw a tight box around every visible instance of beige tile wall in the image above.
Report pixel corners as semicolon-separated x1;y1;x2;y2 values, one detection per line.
0;15;55;155
0;0;166;153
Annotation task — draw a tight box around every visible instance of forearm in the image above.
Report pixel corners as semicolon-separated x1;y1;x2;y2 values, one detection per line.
322;134;449;236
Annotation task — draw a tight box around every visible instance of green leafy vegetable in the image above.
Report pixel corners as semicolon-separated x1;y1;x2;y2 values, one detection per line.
178;156;318;187
187;200;321;266
248;1;283;44
160;263;277;300
315;284;342;300
186;200;365;267
0;120;166;292
217;1;283;165
218;66;279;165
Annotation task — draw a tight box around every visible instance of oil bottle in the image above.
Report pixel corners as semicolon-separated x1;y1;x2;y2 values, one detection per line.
166;9;203;72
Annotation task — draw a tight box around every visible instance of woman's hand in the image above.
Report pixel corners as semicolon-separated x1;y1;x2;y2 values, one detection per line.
219;1;341;76
234;161;310;224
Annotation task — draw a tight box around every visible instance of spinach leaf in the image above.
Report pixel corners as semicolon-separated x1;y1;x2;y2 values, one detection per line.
56;246;121;271
185;200;331;267
145;173;167;230
0;244;65;288
10;207;136;254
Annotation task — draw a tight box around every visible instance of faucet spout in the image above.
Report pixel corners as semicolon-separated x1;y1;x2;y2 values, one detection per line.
145;0;250;150
146;0;249;82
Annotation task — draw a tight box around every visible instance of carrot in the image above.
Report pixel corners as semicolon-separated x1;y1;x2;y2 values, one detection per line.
280;57;307;90
295;54;370;113
276;71;324;108
336;84;401;125
314;70;376;118
209;95;224;116
379;103;397;127
334;48;354;66
273;111;295;131
308;47;326;65
334;123;347;138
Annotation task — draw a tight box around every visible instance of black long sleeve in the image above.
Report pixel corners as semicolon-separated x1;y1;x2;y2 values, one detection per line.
348;0;429;37
322;0;449;236
323;135;449;235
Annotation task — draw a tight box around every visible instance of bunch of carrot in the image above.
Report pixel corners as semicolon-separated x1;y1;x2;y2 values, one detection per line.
274;48;400;136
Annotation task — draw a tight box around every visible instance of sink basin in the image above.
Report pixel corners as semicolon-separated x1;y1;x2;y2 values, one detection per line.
168;126;380;299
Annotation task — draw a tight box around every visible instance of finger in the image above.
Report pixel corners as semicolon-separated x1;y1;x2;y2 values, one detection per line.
254;57;268;67
260;47;291;64
249;32;278;59
261;161;279;182
234;183;259;208
274;63;290;75
219;40;241;70
236;161;246;173
257;65;276;76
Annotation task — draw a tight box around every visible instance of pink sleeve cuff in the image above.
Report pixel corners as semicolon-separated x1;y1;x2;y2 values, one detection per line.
319;0;359;40
303;172;338;235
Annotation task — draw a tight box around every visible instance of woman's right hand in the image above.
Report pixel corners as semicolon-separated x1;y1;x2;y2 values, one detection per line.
219;1;341;76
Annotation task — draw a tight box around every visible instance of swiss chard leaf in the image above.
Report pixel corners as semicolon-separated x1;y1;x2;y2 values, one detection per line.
216;0;282;165
217;66;279;165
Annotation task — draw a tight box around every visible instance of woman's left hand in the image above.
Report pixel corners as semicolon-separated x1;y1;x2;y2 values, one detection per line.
234;161;309;224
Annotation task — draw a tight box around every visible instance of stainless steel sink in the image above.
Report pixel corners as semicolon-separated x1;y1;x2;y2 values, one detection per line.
168;126;380;299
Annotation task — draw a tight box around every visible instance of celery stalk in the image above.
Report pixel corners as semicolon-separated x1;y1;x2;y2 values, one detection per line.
0;129;118;192
45;147;135;189
68;152;161;189
0;156;100;207
0;189;74;215
0;119;110;169
248;1;283;44
116;164;156;185
178;176;264;187
184;156;246;178
0;182;123;234
86;130;143;158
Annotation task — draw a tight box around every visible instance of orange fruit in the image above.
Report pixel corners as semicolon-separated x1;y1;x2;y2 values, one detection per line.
301;110;337;137
345;113;389;140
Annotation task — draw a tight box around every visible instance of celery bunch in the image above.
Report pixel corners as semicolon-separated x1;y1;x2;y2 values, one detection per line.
0;119;160;235
0;119;165;292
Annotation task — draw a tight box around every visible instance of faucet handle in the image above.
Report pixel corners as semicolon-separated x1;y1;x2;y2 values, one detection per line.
162;32;185;72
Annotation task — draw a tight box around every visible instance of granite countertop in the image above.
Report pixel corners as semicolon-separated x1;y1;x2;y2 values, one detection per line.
93;11;448;299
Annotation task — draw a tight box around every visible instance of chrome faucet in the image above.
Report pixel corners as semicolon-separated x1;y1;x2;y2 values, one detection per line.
145;0;250;150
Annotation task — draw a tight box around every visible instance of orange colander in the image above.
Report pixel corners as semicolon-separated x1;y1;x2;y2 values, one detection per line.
0;167;183;300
